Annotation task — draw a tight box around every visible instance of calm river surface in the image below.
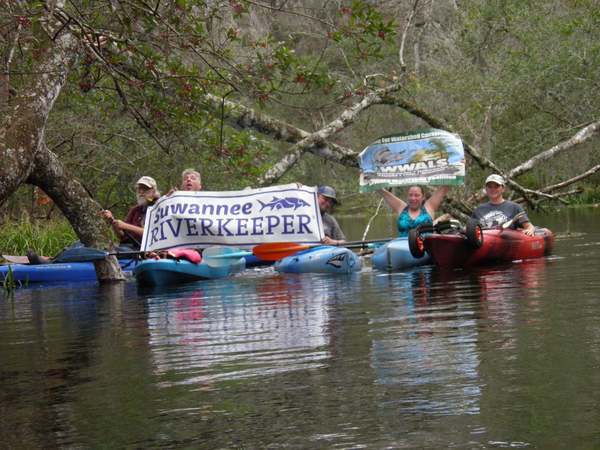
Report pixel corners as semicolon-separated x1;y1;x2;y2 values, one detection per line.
1;208;599;448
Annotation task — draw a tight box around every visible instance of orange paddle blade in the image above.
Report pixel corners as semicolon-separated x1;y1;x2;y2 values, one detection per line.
252;242;315;261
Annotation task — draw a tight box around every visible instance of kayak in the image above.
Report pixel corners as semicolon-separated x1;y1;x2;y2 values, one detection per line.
0;259;138;284
274;245;361;274
419;227;555;268
134;257;246;286
371;237;431;272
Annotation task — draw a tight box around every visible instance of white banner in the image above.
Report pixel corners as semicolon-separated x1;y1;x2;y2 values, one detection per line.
140;184;324;251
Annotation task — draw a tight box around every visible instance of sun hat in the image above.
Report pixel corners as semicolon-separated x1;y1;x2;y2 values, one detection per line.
485;174;505;186
317;185;339;205
136;176;157;189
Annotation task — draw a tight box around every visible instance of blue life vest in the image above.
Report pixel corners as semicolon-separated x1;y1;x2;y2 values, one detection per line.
397;206;432;237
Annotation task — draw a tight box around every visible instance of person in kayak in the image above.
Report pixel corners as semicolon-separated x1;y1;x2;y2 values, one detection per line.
27;176;161;264
472;174;535;236
378;185;450;237
164;168;202;195
100;176;161;249
317;185;347;245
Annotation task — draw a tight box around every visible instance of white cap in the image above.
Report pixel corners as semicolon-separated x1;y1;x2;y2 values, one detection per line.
485;174;505;186
136;176;157;189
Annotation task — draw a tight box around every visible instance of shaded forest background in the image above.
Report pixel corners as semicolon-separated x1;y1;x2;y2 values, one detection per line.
2;0;599;224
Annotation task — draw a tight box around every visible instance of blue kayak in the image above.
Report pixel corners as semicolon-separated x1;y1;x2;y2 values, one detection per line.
0;259;138;284
133;257;245;286
371;237;431;271
274;245;362;274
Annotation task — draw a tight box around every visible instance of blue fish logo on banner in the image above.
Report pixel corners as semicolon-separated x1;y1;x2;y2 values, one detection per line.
358;128;465;192
259;197;310;211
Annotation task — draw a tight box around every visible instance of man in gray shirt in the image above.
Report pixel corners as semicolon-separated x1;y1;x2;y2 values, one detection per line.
472;174;535;236
317;185;347;245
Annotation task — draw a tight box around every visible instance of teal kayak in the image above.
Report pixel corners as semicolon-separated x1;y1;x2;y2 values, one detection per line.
371;237;431;271
133;257;245;286
274;245;361;274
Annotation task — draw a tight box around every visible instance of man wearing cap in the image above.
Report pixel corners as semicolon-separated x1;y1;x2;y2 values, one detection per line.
100;176;161;249
317;185;347;245
472;174;535;236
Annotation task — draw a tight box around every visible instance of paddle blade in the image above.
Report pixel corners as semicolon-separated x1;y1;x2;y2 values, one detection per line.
252;243;314;261
501;211;526;229
55;247;109;263
202;246;251;267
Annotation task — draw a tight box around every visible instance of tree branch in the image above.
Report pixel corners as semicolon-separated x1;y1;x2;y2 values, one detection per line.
507;120;600;178
203;93;360;167
257;81;402;185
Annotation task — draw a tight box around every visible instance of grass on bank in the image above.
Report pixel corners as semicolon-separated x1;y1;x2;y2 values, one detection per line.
0;220;77;259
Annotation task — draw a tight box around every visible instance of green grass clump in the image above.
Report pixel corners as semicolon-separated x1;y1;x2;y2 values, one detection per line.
0;220;77;258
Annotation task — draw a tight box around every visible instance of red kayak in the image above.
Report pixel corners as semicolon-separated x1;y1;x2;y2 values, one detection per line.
409;220;555;268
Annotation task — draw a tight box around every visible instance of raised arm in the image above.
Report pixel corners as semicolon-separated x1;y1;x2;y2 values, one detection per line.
424;185;450;217
378;189;407;215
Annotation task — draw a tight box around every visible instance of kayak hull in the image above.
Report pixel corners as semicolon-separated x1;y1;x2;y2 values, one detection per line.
274;246;361;274
371;237;431;271
424;228;555;268
0;259;137;283
133;258;245;286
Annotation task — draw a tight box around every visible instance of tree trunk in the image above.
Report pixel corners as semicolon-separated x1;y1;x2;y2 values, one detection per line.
27;144;124;281
0;5;78;203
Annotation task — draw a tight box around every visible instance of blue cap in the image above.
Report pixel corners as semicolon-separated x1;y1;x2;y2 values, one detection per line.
318;185;339;204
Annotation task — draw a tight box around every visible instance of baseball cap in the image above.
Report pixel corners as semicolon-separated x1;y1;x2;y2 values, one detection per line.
317;185;339;204
136;176;157;189
485;174;505;186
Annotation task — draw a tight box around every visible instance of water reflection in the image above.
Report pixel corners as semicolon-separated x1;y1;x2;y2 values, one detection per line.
3;220;599;449
368;258;551;417
143;272;335;386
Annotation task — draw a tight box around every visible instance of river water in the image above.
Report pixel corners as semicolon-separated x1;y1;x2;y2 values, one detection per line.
1;208;599;448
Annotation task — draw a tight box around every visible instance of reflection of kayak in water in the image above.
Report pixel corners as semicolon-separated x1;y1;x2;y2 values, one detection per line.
371;237;431;272
274;246;361;274
415;227;555;268
134;258;245;286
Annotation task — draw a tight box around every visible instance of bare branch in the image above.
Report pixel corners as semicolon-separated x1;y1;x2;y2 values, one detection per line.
538;164;600;193
507;120;600;178
203;93;359;167
399;0;419;68
257;80;402;185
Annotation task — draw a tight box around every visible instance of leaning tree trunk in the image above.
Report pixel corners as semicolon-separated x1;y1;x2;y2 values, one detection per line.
1;4;123;281
27;144;124;281
0;6;77;202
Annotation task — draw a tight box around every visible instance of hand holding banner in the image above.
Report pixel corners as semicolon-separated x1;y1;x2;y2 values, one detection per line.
359;128;465;192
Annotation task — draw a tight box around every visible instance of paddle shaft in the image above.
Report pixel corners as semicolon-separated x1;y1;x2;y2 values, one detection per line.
253;238;392;261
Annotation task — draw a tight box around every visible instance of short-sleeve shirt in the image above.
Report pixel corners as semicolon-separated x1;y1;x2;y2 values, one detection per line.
322;212;346;241
472;200;529;229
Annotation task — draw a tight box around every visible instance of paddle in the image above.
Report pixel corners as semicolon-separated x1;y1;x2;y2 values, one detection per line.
201;246;252;268
501;211;526;230
252;238;392;262
23;246;251;269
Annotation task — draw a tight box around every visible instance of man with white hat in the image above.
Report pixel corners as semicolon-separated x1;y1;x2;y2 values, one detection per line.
471;174;535;236
317;185;347;245
100;176;161;248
